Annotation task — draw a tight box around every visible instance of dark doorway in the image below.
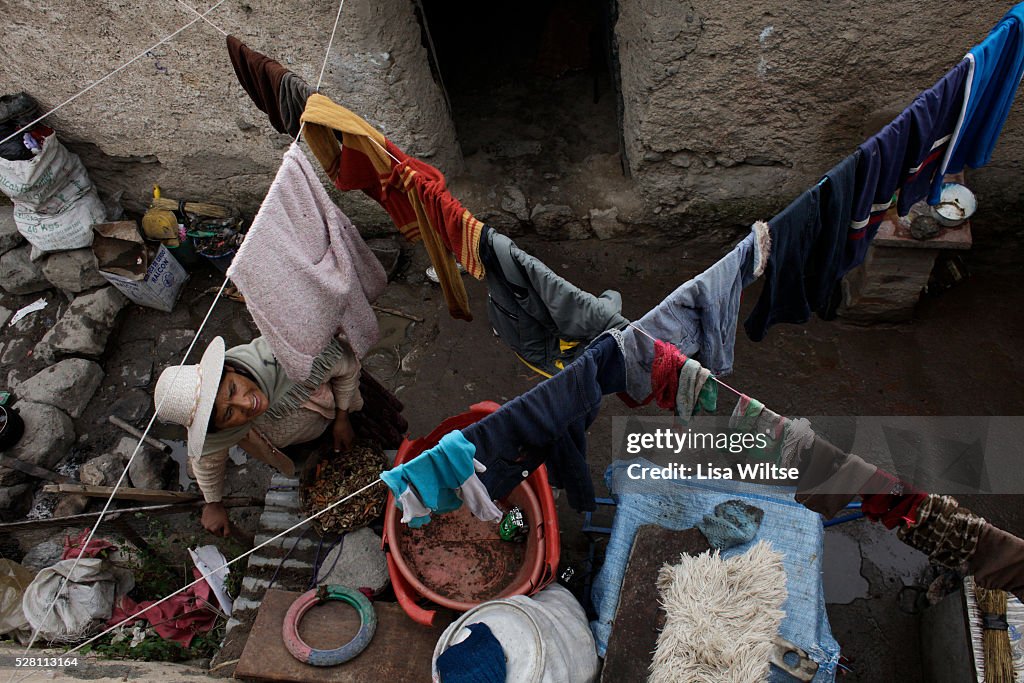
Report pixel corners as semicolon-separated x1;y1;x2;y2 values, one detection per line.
417;0;626;207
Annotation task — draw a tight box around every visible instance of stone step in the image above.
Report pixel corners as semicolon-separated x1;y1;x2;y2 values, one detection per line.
240;575;272;592
259;509;307;530
245;554;312;571
270;475;299;488
265;490;301;510
254;533;319;551
231;597;263;614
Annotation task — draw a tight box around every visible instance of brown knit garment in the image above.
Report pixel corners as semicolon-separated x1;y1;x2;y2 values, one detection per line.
227;35;290;134
793;437;878;519
969;523;1024;603
897;495;984;568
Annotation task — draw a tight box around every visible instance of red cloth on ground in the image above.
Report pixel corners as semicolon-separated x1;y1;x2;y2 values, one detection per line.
859;469;927;529
61;530;116;560
108;568;218;648
650;340;687;410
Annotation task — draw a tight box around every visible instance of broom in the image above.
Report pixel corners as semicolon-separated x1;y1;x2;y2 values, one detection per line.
976;585;1016;682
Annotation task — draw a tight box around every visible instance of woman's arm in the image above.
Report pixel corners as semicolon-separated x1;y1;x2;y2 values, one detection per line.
192;447;232;537
328;342;362;452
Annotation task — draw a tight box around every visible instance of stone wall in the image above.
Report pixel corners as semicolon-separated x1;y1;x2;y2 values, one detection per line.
615;0;1024;233
1;1;1021;238
0;0;460;225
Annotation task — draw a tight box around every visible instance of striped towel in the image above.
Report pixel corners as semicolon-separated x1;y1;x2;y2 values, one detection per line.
300;93;484;321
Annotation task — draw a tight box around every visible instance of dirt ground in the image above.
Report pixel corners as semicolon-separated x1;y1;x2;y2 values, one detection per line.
384;220;1024;681
2;210;1022;679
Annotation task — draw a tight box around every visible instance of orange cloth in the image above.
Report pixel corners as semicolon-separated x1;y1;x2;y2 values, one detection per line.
300;94;483;321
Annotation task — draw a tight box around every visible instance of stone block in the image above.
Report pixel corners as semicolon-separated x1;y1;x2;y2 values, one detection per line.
20;539;64;571
35;286;128;359
0;244;49;295
530;204;590;240
107;389;151;425
0;483;31;512
115;341;153;388
0;206;24;256
4;401;74;471
500;186;530;221
156;328;196;358
79;452;127;487
129;448;175;490
840;246;939;324
16;358;104;418
53;494;89;518
1;336;31;367
589;207;623;240
316;527;389;594
41;248;107;293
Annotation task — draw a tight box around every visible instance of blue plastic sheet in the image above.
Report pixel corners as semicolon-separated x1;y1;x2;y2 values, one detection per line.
590;459;840;682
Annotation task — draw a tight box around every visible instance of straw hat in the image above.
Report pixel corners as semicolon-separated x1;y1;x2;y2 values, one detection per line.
154;336;226;459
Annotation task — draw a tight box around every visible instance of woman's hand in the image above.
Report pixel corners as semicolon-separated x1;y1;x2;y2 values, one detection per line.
202;502;231;537
332;410;355;453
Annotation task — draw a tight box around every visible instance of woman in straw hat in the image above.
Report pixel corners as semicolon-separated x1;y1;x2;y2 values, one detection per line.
153;335;361;537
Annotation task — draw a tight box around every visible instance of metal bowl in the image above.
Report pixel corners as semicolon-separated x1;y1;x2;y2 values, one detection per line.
932;183;977;228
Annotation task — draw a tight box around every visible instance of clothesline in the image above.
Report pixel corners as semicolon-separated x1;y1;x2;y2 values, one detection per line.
15;0;352;667
175;0;228;37
11;274;232;671
53;478;385;662
625;321;746;400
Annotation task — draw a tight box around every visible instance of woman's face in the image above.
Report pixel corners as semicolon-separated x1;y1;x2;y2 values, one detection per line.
212;366;269;430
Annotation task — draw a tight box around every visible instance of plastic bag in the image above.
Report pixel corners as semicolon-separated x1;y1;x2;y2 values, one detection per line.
0;133;104;251
21;558;133;643
0;559;35;643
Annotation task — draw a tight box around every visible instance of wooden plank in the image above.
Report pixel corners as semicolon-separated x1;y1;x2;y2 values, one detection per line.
234;589;452;682
42;484;202;503
108;415;173;454
0;498;260;532
600;525;711;683
0;455;73;483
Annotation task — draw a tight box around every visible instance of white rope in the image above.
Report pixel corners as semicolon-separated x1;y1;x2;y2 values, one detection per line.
65;479;385;655
291;0;348;145
314;0;347;92
12;274;232;673
13;0;356;669
175;0;229;36
0;0;229;148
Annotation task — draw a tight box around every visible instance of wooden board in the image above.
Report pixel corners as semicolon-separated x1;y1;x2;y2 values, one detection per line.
600;526;711;683
43;484;203;502
234;589;451;682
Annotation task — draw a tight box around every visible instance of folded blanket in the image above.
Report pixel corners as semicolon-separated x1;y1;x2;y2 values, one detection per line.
227;144;386;382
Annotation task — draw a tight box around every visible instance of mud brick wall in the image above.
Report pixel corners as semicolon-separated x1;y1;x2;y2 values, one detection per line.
615;1;1024;231
0;0;461;226
1;1;1021;236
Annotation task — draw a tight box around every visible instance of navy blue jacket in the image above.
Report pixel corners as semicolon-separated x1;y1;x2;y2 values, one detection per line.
463;335;625;511
745;151;858;339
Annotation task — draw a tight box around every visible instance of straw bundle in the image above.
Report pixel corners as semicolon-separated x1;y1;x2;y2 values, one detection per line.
976;586;1016;682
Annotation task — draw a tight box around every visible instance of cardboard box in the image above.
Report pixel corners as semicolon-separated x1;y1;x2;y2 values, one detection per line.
91;221;188;312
